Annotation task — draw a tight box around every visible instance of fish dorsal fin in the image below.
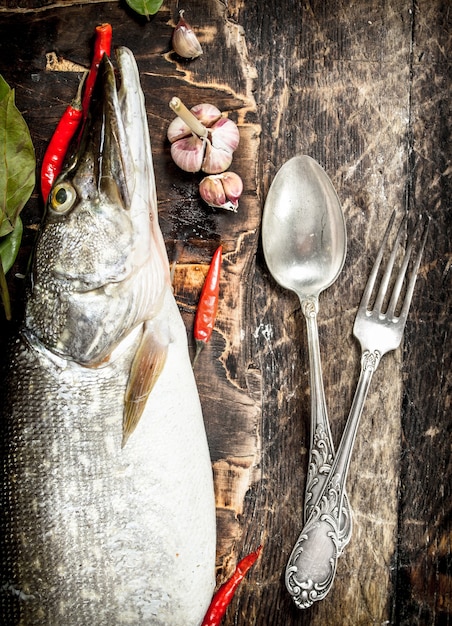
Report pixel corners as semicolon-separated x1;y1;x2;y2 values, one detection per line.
122;321;169;448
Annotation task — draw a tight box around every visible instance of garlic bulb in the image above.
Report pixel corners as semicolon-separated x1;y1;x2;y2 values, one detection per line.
199;172;243;212
172;11;203;60
168;98;240;174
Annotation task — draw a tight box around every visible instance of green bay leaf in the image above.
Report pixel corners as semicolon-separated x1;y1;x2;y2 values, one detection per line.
0;78;36;237
0;215;23;274
0;75;10;102
125;0;163;17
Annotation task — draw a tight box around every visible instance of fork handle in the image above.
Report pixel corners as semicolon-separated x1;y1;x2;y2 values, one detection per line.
301;297;352;551
285;349;381;609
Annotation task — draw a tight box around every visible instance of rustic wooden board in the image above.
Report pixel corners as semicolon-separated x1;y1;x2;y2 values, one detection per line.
0;1;450;624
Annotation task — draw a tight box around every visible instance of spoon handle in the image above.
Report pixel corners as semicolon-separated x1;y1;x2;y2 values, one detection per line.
285;350;377;608
301;296;352;550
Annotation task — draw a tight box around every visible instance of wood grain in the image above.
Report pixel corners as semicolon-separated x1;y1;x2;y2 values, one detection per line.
0;1;450;624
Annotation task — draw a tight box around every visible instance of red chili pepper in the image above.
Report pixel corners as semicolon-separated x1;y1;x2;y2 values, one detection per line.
81;23;113;120
40;75;85;203
40;24;113;204
201;545;262;626
193;245;222;366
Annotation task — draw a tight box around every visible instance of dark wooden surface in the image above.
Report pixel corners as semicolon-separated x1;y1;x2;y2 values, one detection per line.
0;1;451;624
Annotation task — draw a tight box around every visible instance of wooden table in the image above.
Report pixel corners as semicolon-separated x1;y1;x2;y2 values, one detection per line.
0;1;450;624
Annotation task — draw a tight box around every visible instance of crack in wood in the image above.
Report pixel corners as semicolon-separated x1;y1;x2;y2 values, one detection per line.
45;51;87;72
0;0;114;14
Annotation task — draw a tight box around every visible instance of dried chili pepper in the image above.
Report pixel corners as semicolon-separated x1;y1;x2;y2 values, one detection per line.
193;245;222;366
81;23;113;120
201;545;262;626
40;74;85;203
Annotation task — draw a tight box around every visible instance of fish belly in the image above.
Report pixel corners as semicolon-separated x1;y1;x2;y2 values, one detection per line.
0;289;216;625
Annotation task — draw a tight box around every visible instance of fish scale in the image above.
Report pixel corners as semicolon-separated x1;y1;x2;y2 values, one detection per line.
2;335;124;623
2;301;215;624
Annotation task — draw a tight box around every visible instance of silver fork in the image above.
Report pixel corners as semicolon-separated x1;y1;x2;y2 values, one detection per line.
285;210;429;609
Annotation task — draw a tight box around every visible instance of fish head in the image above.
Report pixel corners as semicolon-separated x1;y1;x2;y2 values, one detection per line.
41;58;134;291
26;49;170;365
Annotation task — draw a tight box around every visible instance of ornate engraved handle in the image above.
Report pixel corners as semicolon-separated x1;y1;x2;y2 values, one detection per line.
286;349;381;608
301;296;352;552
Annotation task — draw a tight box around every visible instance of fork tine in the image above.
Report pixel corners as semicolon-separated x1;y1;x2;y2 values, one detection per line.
398;216;430;320
386;215;421;317
360;210;396;310
373;213;408;312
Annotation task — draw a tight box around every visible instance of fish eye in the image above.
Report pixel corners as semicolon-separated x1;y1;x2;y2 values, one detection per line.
50;182;77;214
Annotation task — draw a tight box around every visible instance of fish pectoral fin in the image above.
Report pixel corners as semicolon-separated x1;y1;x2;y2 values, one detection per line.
122;322;169;448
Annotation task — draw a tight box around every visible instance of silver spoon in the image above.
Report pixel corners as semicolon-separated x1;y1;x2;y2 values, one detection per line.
262;155;351;548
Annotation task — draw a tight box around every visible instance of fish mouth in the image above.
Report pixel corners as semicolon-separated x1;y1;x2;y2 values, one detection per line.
65;52;134;211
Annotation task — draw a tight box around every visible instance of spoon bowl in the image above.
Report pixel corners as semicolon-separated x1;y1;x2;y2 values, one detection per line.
263;155;346;297
262;154;351;549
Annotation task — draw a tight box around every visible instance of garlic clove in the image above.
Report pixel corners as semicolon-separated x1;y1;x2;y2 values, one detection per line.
210;117;240;153
199;176;227;207
220;171;243;204
172;11;203;60
190;103;222;126
202;140;233;175
167;116;192;143
170;135;205;173
199;172;243;212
